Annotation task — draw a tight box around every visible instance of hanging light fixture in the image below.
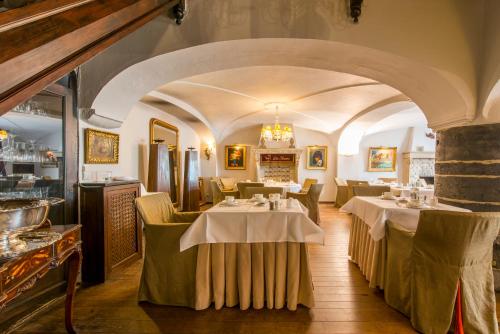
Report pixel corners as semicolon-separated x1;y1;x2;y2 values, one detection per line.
261;103;293;143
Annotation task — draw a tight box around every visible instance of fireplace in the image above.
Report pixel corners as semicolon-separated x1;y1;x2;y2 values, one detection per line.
253;148;303;183
402;151;435;184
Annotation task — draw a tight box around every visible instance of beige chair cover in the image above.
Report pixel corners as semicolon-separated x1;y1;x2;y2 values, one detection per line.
385;211;500;334
287;184;323;224
352;185;390;197
237;182;265;199
136;193;201;307
346;180;369;201
195;242;314;311
219;177;236;190
301;178;318;193
334;177;349;207
245;186;284;199
210;180;239;204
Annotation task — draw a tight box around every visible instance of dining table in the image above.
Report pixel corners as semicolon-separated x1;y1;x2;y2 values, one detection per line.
264;181;302;196
180;198;324;311
340;196;470;289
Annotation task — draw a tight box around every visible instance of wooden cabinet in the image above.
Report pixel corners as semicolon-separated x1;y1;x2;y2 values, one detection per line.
79;181;142;284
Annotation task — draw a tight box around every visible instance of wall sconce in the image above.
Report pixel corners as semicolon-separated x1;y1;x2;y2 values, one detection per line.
204;141;215;160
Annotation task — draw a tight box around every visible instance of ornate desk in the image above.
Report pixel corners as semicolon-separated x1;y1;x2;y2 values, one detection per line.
0;224;82;333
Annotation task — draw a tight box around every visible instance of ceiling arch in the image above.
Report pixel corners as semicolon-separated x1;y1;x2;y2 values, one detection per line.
91;38;474;132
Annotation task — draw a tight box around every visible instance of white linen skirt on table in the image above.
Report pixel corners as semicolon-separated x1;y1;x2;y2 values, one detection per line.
195;242;314;310
348;215;387;289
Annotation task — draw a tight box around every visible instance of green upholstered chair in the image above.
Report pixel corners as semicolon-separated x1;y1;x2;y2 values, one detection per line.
244;186;284;199
352;185;390;197
136;192;201;307
385;211;500;334
334;177;349;207
237;182;265;199
210;180;239;204
286;184;324;224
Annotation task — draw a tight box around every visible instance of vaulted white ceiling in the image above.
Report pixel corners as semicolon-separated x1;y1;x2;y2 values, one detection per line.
145;65;418;141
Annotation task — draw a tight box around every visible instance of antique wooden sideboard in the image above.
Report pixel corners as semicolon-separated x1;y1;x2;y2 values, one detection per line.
0;224;82;333
79;181;142;284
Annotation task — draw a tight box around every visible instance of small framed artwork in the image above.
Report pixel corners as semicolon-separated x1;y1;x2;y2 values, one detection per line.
225;145;246;170
306;146;328;170
84;128;119;164
368;147;397;172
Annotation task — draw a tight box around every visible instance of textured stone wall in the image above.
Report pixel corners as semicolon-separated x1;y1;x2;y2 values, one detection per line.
435;123;500;212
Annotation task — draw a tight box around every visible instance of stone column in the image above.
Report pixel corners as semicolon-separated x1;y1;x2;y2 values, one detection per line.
435;123;500;212
435;123;500;289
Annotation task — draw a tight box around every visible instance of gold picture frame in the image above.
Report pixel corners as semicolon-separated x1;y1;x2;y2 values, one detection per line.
225;145;247;170
84;128;119;164
306;146;328;170
368;147;397;172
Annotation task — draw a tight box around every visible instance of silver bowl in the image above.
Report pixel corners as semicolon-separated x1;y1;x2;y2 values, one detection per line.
0;198;63;255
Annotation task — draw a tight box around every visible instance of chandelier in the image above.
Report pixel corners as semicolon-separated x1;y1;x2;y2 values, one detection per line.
261;103;293;142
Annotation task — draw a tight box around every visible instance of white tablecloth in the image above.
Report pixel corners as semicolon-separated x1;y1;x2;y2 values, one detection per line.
340;196;470;241
390;186;435;198
264;182;302;195
180;199;324;251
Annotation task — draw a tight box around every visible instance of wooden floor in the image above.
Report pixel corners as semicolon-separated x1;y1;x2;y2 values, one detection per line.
11;205;500;333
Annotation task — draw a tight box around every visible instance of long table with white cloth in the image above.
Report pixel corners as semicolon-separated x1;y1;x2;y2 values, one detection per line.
180;198;324;310
340;196;470;289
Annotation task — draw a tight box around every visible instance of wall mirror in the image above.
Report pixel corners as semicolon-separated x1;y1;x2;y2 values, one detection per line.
149;118;180;206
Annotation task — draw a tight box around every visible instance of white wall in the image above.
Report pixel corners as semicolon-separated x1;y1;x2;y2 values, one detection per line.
79;102;201;197
337;127;435;182
216;125;336;202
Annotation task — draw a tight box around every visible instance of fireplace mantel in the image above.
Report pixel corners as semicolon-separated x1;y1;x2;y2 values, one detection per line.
252;148;303;183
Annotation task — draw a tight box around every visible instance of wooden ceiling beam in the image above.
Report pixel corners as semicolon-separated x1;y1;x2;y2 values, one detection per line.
0;0;179;115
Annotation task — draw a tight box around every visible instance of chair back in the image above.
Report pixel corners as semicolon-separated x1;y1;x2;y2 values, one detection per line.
245;186;284;199
237;182;264;199
414;211;500;266
302;178;318;192
210;180;224;204
307;183;324;202
136;192;175;225
334;177;347;186
346;179;369;186
352;185;390;197
218;177;236;191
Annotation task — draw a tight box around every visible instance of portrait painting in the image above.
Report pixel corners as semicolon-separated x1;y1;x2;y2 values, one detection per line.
84;128;119;164
368;147;397;172
306;146;327;170
225;145;246;170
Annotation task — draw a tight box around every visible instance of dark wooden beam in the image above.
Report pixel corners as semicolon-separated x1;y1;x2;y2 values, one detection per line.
0;0;179;115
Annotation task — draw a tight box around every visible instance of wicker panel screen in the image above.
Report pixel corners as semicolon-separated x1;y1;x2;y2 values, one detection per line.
109;190;138;267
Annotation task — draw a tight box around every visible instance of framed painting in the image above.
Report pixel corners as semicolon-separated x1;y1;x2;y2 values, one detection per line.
225;145;246;170
368;147;397;172
84;128;119;164
306;146;327;170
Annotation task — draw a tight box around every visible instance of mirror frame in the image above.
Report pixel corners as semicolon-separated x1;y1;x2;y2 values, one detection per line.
149;118;180;206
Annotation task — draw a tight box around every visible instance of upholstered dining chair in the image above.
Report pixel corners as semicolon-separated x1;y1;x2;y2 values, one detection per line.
210;180;239;204
378;177;398;183
352;185;390;197
334;177;348;207
385;211;500;334
245;186;284;199
346;180;369;201
300;178;318;193
237;182;264;199
286;184;324;224
136;192;202;308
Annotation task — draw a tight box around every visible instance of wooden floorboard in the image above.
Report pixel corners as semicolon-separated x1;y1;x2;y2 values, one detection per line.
11;205;500;333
